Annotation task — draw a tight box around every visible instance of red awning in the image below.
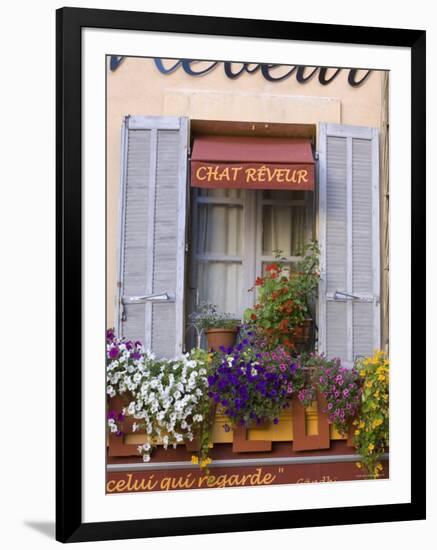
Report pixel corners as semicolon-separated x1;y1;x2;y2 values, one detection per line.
191;135;315;190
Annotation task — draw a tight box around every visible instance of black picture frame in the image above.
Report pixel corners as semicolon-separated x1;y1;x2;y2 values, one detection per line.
56;7;426;543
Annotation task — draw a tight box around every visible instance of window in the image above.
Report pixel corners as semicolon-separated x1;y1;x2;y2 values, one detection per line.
115;116;381;366
187;187;314;330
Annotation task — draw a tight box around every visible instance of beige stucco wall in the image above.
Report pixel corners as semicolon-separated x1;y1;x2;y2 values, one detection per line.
106;58;387;330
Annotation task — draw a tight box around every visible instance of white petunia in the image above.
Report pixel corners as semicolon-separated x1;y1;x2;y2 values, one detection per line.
108;418;118;433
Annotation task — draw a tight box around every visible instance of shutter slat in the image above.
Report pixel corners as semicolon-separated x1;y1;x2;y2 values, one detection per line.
326;137;347;294
327;301;348;360
353;302;374;357
151;130;186;356
352;139;373;295
121;129;151;339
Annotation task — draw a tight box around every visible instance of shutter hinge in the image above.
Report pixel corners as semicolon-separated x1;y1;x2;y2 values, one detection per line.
314;151;319;160
185;243;189;253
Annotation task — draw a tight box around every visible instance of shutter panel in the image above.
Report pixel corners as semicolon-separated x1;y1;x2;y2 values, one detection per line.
318;123;380;366
115;116;189;358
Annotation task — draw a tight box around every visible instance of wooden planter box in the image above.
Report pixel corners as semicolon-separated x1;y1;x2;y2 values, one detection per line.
108;392;353;457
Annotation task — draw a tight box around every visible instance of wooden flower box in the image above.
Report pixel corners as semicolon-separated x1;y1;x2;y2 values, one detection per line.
108;392;353;457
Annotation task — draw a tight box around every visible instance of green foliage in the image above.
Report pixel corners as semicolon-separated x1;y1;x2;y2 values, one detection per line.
243;241;320;352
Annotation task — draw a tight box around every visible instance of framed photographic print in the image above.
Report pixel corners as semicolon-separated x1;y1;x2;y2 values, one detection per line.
56;7;426;543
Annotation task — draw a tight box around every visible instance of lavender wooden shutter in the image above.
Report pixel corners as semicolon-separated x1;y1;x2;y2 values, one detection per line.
318;123;380;366
115;116;189;358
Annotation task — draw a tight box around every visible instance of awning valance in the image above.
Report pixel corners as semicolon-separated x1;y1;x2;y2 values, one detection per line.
191;135;315;190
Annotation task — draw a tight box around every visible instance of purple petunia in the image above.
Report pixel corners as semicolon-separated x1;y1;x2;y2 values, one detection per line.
108;346;119;359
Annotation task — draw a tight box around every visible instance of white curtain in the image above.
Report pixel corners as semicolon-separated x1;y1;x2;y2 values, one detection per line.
262;206;307;257
196;189;244;317
194;189;308;318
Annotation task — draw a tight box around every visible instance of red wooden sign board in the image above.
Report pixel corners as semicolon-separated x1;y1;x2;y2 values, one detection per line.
191;161;315;190
190;135;315;190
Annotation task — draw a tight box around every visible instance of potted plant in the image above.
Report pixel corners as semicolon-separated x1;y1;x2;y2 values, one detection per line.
188;302;240;352
299;352;362;435
244;241;320;353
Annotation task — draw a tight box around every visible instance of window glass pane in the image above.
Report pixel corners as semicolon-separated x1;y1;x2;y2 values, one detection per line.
197;262;243;317
197;204;243;255
262;204;307;256
198;188;242;199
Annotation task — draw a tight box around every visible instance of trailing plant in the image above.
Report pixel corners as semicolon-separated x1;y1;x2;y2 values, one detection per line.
290;354;317;407
207;336;308;428
243;241;320;352
189;348;216;471
353;350;389;478
301;353;362;435
106;329;214;465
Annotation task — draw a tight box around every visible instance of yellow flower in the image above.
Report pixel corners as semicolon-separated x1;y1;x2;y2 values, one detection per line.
356;462;362;469
375;350;385;362
368;443;375;452
355;429;360;435
366;380;373;388
359;369;366;377
191;455;199;464
376;463;383;471
359;421;365;429
378;375;386;382
200;457;212;468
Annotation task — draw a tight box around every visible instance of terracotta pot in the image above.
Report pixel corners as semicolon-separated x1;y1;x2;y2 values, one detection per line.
205;327;238;352
292;318;313;352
